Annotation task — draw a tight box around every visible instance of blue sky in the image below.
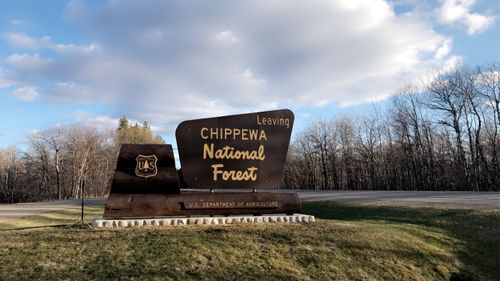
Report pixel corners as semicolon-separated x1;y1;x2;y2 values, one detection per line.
0;0;498;149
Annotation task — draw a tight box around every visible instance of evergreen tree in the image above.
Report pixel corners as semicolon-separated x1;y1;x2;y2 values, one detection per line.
115;117;165;145
118;116;129;130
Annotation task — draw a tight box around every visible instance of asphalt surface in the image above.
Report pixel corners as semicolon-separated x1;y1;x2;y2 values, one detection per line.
0;198;105;223
0;191;498;222
297;190;500;209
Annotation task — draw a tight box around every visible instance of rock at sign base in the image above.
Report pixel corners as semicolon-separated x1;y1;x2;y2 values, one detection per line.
92;214;315;228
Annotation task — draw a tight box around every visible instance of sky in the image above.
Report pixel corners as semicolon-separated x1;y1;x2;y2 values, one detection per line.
0;0;498;149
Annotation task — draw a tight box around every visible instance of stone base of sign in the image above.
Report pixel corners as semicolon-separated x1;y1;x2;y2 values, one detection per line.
92;213;315;228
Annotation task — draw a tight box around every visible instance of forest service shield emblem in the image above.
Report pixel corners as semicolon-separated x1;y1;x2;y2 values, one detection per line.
135;154;158;178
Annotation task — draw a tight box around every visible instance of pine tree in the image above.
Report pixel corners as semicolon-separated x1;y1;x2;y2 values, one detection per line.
118;117;129;130
114;117;165;145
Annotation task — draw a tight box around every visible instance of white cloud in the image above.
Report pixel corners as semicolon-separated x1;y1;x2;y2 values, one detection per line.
0;68;11;88
54;43;100;52
144;29;165;40
10;20;24;26
438;0;494;35
4;32;100;52
415;55;464;88
5;33;47;48
463;12;493;35
46;82;105;104
434;38;452;60
241;69;266;86
214;31;240;43
4;0;459;134
73;111;164;135
6;53;53;70
74;112;118;130
10;86;38;102
441;55;464;73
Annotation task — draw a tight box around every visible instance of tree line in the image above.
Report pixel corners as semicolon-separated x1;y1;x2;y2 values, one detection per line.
0;63;498;203
0;118;164;203
282;63;499;191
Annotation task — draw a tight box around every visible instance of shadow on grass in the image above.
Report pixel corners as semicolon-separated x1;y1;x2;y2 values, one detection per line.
303;201;500;281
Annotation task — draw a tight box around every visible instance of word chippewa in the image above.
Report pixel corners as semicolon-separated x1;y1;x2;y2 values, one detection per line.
200;127;267;141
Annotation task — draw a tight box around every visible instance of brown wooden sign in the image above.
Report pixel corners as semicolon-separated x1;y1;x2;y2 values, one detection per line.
175;109;294;189
109;144;180;194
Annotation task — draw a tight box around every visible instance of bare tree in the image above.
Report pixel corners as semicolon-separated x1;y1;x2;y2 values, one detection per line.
280;63;499;191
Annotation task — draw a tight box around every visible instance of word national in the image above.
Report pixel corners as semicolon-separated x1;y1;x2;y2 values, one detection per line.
203;144;266;161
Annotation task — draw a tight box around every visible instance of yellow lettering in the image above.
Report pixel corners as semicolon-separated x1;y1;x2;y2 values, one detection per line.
249;129;258;140
210;128;219;139
224;128;231;139
211;164;258;181
203;143;214;159
255;115;290;129
201;127;209;139
212;164;224;181
258;145;265;160
233;128;240;140
256;115;262;125
241;129;248;140
259;130;267;141
202;144;265;160
199;127;271;141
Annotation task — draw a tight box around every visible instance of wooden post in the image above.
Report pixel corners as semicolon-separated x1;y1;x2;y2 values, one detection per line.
80;177;85;223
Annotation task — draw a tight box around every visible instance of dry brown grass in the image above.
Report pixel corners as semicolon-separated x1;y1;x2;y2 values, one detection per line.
0;202;497;281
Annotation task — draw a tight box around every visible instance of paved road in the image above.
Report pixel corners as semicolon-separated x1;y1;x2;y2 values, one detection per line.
0;191;498;222
297;190;500;209
0;198;105;223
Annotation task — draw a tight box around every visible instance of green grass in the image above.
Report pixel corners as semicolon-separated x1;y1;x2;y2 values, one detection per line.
0;205;103;231
0;201;498;281
304;202;500;281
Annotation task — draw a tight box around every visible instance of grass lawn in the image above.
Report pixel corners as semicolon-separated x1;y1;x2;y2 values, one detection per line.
0;201;498;281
